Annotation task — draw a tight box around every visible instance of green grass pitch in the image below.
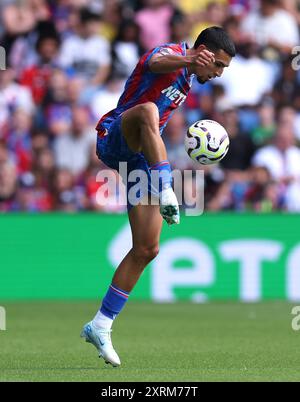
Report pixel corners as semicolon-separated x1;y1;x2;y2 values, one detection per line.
0;301;299;382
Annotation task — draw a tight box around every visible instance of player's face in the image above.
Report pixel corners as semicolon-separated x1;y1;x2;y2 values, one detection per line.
196;49;232;84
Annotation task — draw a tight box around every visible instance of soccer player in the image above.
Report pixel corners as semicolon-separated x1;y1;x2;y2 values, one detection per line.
81;26;235;366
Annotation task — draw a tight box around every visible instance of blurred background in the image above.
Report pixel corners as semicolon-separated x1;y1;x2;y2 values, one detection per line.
0;0;300;214
1;0;300;303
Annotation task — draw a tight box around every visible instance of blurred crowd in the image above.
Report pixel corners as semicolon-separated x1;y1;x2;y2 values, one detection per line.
0;0;300;213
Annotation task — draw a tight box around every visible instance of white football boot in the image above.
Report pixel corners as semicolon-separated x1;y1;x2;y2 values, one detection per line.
80;321;121;367
159;187;180;225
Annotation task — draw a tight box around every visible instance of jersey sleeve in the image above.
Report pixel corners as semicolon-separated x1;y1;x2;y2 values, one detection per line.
143;44;183;70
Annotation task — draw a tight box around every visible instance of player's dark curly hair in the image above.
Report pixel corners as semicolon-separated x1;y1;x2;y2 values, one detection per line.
194;26;236;57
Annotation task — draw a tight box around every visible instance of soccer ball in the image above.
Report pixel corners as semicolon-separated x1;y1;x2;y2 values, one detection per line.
185;119;230;165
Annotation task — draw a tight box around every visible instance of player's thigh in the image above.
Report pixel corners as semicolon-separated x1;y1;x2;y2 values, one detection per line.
128;203;162;251
121;102;159;153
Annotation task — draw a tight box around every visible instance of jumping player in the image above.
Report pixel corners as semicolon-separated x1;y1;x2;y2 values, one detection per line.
81;27;235;366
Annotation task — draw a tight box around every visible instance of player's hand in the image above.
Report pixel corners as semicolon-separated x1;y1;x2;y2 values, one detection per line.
192;49;215;67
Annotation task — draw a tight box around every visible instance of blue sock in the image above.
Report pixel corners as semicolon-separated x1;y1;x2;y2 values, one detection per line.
149;160;172;193
100;284;130;320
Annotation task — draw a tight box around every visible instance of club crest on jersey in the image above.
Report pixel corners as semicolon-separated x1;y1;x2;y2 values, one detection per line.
161;85;186;106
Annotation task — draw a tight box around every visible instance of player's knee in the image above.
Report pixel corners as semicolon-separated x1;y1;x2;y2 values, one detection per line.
137;102;159;126
132;244;159;264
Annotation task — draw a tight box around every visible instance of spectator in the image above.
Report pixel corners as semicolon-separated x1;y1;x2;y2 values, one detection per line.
280;0;300;25
3;3;54;73
250;100;276;146
0;141;10;164
170;10;191;44
58;7;111;85
6;108;34;173
218;101;256;171
53;106;95;175
90;75;124;122
244;165;273;210
32;146;55;191
111;19;143;79
84;143;126;213
67;76;86;107
241;0;300;54
19;32;61;104
0;67;35;134
277;106;300;141
252;123;300;184
285;182;300;212
100;0;123;42
272;56;300;110
42;69;72;136
258;180;283;212
207;180;234;211
14;171;52;212
1;0;37;57
52;167;88;211
0;160;17;211
31;130;50;154
135;0;176;50
217;36;275;106
190;1;227;43
229;0;259;15
278;106;297;129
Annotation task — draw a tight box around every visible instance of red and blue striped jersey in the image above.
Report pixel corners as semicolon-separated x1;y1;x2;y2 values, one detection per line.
96;42;194;136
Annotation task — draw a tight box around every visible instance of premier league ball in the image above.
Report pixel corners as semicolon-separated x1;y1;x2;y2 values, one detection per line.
185;119;230;165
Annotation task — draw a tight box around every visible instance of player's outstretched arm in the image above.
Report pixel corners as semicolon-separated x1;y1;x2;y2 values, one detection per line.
149;48;215;74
